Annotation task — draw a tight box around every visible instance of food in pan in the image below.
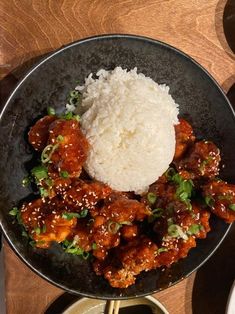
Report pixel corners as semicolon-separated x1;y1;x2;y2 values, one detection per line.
9;68;235;288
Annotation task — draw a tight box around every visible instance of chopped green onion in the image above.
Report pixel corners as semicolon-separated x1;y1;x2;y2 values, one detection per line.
174;177;194;211
22;176;31;187
61;111;81;121
62;240;89;259
187;224;202;235
16;211;23;225
168;224;179;237
41;144;58;163
190;212;196;218
29;240;36;247
82;252;90;260
45;178;53;187
107;221;121;234
229;204;235;211
184;199;192;211
148;208;163;223
39;187;49;198
57;135;64;142
62;209;88;220
120;221;132;226
178;191;188;201
64;111;73;120
60;171;69;178
9;207;18;216
168;224;188;240
66;247;83;254
74;114;80;121
147;192;157;204
205;196;214;207
199;157;213;173
92;243;97;250
34;227;41;235
218;195;232;201
31;165;48;181
68;90;81;106
22;230;29;238
152;208;163;217
62;212;80;220
47;107;55;116
171;173;182;185
167;218;174;226
80;209;88;218
69;90;79;97
42;224;47;233
37;240;46;245
165;167;176;180
176;180;193;199
157;247;168;254
62;239;70;247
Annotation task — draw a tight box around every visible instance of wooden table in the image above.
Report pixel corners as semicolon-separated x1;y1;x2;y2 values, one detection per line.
1;1;235;313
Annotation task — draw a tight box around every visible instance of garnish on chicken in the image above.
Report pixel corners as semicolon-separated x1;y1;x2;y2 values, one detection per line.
10;114;235;289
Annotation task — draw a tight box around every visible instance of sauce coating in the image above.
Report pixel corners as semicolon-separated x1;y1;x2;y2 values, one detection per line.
16;116;235;288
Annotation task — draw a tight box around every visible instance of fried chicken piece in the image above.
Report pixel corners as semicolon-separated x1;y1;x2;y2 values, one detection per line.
21;198;50;230
93;236;158;288
153;202;210;266
142;174;174;209
21;198;77;248
34;213;77;248
90;197;150;260
52;177;72;195
72;220;93;252
121;224;139;240
176;141;221;180
142;173;191;213
174;118;195;160
99;197;151;223
47;119;89;177
156;237;197;267
202;180;235;223
28;115;57;151
62;180;112;212
91;215;120;260
37;171;72;199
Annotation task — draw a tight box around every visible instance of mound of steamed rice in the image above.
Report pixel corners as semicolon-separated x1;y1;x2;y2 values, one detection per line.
76;67;179;193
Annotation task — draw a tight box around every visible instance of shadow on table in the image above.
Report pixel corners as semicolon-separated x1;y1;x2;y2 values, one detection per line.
223;0;235;54
0;51;51;111
192;224;235;314
215;0;235;58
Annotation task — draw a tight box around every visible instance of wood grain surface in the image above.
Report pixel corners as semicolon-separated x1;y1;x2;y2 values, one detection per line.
0;0;235;314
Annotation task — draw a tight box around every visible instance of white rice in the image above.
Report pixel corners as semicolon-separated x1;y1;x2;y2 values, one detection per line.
76;67;179;193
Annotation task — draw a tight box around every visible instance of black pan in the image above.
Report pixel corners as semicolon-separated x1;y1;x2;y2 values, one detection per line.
0;34;234;299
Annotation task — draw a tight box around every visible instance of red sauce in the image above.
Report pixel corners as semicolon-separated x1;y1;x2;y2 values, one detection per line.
17;115;235;288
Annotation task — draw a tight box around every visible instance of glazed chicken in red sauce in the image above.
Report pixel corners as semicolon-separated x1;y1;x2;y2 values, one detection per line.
176;140;221;180
90;197;151;260
93;236;158;288
202;180;235;223
14;115;235;289
47;119;89;177
29;115;89;177
28;115;57;151
173;118;195;160
21;197;77;248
